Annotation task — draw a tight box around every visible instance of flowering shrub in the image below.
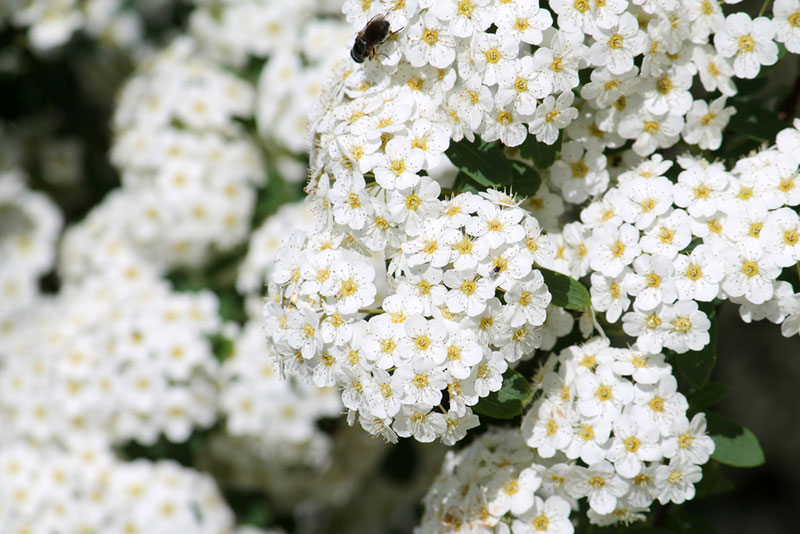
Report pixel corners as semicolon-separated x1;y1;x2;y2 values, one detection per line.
261;0;800;530
3;0;800;532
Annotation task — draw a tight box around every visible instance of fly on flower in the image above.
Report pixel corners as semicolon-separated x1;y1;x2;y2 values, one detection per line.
350;14;392;63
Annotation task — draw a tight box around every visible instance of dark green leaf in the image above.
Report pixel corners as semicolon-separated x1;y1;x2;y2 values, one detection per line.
538;268;591;310
445;136;511;188
694;460;735;499
666;510;716;534
208;333;235;362
674;314;717;389
727;101;786;143
706;411;765;468
687;382;728;411
510;160;541;197
519;130;562;169
472;368;532;419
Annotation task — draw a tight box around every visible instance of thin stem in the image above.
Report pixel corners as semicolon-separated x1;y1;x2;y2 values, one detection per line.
758;0;772;17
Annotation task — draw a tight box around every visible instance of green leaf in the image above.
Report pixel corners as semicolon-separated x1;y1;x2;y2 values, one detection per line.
674;313;717;389
666;510;716;534
208;333;235;362
472;368;532;419
728;101;786;143
538;268;591;310
519;131;562;169
687;381;728;411
445;136;511;188
706;411;765;468
694;460;735;499
510;160;541;197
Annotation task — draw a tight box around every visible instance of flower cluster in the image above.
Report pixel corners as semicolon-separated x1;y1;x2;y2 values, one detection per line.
217;318;342;478
420;428;575;533
265;187;565;444
108;37;264;270
0;441;248;534
237;201;316;312
522;339;713;521
420;340;714;531
0;262;220;447
0;0;152;52
0;172;62;311
548;121;800;351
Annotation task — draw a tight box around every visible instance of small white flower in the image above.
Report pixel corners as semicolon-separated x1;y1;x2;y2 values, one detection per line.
529;91;579;145
714;13;779;79
682;97;736;151
373;137;425;190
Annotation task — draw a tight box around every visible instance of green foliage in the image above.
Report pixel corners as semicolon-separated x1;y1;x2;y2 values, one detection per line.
510;160;542;197
445;136;512;188
472;368;532;419
727;100;787;143
706;411;766;468
538;268;591;310
519;131;562;169
665;510;717;534
687;382;728;412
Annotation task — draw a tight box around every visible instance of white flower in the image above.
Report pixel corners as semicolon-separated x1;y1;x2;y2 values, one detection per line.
481;100;530;147
721;242;781;305
761;207;800;268
606;415;662;477
622;303;669;354
569;460;629;515
511;495;574;534
589;13;648;75
522;398;575;457
529;91;579;145
434;0;495;39
590;271;631;323
588;222;641;278
504;270;551;327
497;56;547;115
532;30;587;94
440;408;481;445
673;244;725;302
325;257;377;314
662;300;711;353
623;254;678;311
774;0;800;53
443;323;485;379
373;136;425;190
406;12;457;69
618;109;684;156
672;160;730;218
487;466;543;517
654;458;702;504
682;97;736;151
549;141;609;204
713;13;779;79
495;1;553;46
692;45;737;97
402;218;461;268
575;364;634;423
662;413;716;465
443;268;496;316
398;315;449;364
392;404;447;442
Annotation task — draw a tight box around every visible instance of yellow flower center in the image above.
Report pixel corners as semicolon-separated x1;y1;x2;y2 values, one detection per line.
589;476;606;488
497;111;513;125
644;121;659;134
515;18;530;31
608;33;625;50
742;261;759;277
646;273;661;288
341;280;358;297
447;345;462;361
574;0;590;12
738;35;755;53
415;335;431;351
671;317;692;333
390;160;406;175
406;194;420;210
701;112;716;125
458;0;475;16
571;161;588;178
686;264;703;281
596;385;612;401
534;515;550;531
625;437;641;452
785;230;800;246
656;77;673;94
423;29;439;45
649;396;664;412
460;280;476;295
611;241;626;258
514;77;528;92
485;48;501;63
